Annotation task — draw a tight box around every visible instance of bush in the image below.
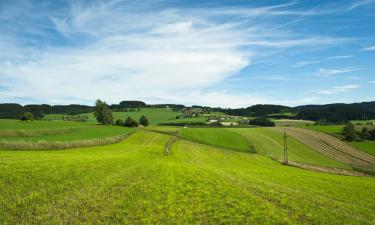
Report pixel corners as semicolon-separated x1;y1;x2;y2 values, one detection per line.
139;115;149;127
249;118;275;127
20;112;34;121
124;117;138;127
115;119;124;126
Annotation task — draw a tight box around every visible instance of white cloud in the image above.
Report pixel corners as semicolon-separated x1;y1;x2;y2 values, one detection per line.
348;0;375;11
370;81;375;84
318;67;358;77
362;46;375;51
318;85;360;95
0;0;359;107
291;60;320;68
327;55;354;60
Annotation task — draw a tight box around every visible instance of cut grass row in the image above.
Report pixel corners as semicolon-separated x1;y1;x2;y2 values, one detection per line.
304;125;375;156
275;127;375;174
229;128;349;169
0;131;374;224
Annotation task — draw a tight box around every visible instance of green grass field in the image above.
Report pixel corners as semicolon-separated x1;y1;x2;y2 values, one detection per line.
350;141;375;156
0;130;374;224
0;120;134;150
179;128;250;152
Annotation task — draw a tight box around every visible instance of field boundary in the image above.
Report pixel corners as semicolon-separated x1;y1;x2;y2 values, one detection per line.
0;131;135;150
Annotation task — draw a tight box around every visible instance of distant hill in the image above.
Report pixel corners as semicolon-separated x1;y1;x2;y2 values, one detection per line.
295;102;375;122
1;100;374;123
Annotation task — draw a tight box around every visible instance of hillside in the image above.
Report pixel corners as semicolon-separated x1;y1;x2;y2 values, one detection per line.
1;130;374;224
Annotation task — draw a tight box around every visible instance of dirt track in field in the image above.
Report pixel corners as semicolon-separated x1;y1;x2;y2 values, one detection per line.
272;127;375;167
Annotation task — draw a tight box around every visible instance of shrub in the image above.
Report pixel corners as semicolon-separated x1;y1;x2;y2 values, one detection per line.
115;119;124;126
139;115;149;127
20;112;34;121
124;117;138;127
249;118;275;127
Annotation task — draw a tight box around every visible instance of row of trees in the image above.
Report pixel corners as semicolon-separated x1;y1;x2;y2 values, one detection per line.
94;99;149;127
249;118;275;127
342;123;375;142
115;115;148;127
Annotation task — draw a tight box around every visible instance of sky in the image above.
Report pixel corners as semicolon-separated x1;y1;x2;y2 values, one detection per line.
0;0;374;108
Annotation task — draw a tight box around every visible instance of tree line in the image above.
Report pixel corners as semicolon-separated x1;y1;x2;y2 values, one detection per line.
94;99;149;127
342;122;375;142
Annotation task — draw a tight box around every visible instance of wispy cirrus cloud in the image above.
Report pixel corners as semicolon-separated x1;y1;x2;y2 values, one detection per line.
318;67;358;77
327;55;354;60
348;0;375;11
318;85;360;95
362;46;375;51
292;60;320;68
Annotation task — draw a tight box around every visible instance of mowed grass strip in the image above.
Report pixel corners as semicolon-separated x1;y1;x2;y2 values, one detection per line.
179;128;250;152
230;128;350;169
0;131;374;224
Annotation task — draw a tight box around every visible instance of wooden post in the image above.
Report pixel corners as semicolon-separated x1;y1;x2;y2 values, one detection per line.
283;131;288;165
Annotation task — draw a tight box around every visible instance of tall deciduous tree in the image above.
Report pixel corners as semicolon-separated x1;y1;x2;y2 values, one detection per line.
94;99;113;125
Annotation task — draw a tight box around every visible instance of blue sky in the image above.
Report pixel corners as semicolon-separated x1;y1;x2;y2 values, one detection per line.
0;0;374;107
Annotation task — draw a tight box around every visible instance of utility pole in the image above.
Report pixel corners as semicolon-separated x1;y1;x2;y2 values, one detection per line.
283;131;288;165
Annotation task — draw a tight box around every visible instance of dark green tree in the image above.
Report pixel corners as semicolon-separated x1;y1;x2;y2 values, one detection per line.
20;112;34;121
139;115;149;127
249;118;275;127
342;122;356;142
124;116;138;127
369;129;375;140
115;119;124;126
360;127;370;140
94;99;113;125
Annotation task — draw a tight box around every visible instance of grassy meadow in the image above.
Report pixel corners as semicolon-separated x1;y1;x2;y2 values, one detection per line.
1;119;375;224
0;129;374;224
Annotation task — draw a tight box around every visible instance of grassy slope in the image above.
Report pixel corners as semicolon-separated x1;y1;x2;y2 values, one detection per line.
179;128;250;152
230;128;349;169
0;131;374;224
0;126;132;142
0;120;132;142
